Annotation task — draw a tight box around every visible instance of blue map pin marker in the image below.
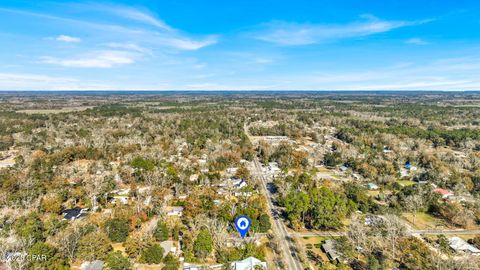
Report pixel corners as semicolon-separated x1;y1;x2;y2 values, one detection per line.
235;216;251;239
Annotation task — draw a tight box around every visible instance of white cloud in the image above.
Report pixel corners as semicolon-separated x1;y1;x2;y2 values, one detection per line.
88;4;218;50
39;50;137;68
104;42;151;54
430;57;480;71
350;80;472;90
254;15;432;45
68;3;173;30
0;7;146;35
0;6;217;51
0;72;112;90
183;82;276;91
0;72;75;83
55;35;81;43
405;38;429;45
105;5;173;31
156;35;218;50
272;57;480;90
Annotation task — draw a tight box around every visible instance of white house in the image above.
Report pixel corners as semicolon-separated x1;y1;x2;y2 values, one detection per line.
232;179;248;189
80;260;104;270
230;257;267;270
226;167;238;174
110;189;130;205
234;191;252;197
111;196;129;205
160;240;178;255
264;162;281;176
166;206;184;217
177;194;188;200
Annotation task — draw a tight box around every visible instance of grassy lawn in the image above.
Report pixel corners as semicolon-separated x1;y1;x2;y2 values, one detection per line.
301;236;329;244
397;180;416;187
316;171;337;180
342;218;352;227
457;234;479;241
299;236;329;269
402;212;449;230
264;246;277;269
367;190;380;197
316;166;332;173
112;243;126;254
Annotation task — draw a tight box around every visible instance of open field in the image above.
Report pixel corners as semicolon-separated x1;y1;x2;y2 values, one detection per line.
402;212;450;230
16;106;94;114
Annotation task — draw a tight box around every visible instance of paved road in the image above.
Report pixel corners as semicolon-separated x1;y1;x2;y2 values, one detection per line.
294;232;347;237
293;229;480;237
253;158;304;270
413;229;480;235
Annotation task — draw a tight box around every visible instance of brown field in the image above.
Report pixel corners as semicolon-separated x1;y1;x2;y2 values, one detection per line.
16;106;94;114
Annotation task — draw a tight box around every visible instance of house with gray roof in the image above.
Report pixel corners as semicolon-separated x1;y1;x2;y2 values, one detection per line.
322;239;343;263
449;237;480;256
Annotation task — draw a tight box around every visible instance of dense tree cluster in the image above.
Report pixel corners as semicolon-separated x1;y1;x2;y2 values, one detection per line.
1;92;480;269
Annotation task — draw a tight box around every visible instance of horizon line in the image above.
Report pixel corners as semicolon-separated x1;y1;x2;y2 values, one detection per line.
0;89;479;92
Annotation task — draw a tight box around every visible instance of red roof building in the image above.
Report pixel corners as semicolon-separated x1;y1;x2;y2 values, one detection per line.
433;188;453;199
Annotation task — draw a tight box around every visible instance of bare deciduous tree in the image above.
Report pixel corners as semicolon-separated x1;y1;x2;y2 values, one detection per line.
405;193;424;226
0;233;33;270
348;215;371;254
383;214;407;259
57;225;82;263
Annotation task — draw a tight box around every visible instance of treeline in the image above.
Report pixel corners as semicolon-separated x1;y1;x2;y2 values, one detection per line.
83;104;143;117
336;120;480;147
0;111;48;136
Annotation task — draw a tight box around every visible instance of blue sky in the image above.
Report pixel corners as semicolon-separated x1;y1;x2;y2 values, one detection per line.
0;0;480;90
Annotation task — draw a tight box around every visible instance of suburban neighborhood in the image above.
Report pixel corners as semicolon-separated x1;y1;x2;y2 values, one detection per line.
1;92;480;270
